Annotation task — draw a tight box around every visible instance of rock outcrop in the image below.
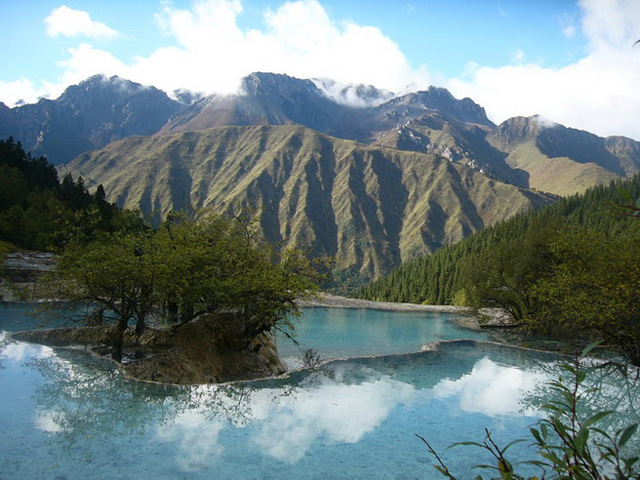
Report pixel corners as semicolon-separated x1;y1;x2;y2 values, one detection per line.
12;313;287;385
0;252;56;301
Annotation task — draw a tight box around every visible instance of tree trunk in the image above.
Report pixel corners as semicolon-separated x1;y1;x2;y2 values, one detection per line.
111;317;128;362
135;318;145;336
166;297;178;323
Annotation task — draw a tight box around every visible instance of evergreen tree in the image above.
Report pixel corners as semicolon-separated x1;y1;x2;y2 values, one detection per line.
0;137;141;251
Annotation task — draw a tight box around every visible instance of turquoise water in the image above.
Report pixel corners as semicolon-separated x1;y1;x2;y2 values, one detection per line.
0;303;635;479
277;307;489;368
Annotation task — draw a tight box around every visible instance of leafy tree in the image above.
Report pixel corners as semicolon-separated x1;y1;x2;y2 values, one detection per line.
530;228;640;365
459;222;557;322
46;211;321;361
52;231;157;360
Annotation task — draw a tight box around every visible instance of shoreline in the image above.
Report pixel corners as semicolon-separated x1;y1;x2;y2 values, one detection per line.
297;293;471;313
296;293;510;330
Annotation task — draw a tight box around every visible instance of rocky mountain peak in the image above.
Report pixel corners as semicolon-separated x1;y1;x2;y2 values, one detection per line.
0;74;183;165
492;115;541;145
312;78;394;107
240;72;322;99
60;74;146;101
370;86;493;129
425;85;455;99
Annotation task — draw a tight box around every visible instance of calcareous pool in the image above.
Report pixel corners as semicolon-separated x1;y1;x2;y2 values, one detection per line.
0;303;636;479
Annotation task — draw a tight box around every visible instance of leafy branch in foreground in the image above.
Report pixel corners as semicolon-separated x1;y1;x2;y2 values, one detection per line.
418;344;640;479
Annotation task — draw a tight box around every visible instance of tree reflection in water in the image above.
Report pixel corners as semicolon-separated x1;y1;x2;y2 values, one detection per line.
20;339;640;477
27;349;269;454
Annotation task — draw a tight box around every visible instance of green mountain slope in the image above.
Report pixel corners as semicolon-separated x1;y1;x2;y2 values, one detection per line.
487;116;640;196
370;113;640;197
62;124;553;286
356;174;640;304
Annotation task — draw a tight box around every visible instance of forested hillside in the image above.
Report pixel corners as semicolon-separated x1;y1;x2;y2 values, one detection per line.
0;137;141;252
357;174;640;305
357;174;640;363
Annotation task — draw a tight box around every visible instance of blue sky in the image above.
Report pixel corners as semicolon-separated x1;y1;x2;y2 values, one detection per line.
1;0;640;139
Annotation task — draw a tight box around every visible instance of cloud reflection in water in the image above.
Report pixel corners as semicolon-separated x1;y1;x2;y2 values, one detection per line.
157;409;226;472
157;369;416;468
0;333;55;362
251;372;416;463
432;357;546;416
34;409;64;433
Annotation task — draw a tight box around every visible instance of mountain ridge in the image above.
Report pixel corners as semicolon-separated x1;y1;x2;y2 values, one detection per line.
62;124;554;286
3;72;638;198
160;72;493;141
0;74;185;165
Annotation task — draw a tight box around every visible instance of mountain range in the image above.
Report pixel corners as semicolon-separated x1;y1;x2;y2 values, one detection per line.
0;75;185;165
2;72;638;287
62;124;553;286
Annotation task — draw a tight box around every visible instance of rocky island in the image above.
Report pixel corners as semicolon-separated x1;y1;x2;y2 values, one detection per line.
12;314;286;384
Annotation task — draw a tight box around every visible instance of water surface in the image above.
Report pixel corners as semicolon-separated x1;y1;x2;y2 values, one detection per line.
1;303;635;479
277;307;488;368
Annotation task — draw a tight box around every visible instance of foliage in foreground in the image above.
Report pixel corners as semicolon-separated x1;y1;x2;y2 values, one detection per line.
44;212;322;361
419;345;640;479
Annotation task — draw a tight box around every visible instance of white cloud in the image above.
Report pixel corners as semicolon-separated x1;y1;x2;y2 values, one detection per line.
563;24;577;38
27;0;430;104
511;49;525;64
447;0;640;140
58;43;128;86
138;0;430;96
312;78;395;107
558;13;577;38
533;115;559;130
580;0;640;51
45;6;120;40
7;0;640;141
0;78;47;106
